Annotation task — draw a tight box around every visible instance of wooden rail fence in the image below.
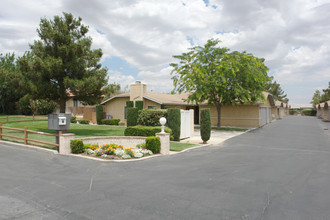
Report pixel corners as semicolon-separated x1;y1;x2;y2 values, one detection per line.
0;124;60;150
0;115;48;123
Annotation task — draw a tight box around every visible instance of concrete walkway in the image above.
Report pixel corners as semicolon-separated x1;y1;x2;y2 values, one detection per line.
180;129;246;145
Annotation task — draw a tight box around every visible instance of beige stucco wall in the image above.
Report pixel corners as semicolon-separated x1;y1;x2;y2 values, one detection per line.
200;105;260;128
103;97;129;122
323;106;329;120
271;107;279;120
280;107;285;118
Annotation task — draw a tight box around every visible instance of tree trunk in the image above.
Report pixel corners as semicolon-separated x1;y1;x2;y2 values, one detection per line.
216;103;221;128
59;99;66;113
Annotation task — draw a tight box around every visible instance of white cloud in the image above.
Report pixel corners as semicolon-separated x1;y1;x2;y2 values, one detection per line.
0;0;330;104
107;70;136;92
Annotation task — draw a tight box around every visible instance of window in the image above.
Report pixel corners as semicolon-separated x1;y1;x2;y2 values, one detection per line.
124;106;127;119
148;106;157;109
73;99;80;107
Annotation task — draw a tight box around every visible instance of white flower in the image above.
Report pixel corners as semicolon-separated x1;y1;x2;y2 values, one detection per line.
115;149;125;156
135;152;143;158
142;149;153;155
122;154;131;159
86;149;94;155
101;154;107;158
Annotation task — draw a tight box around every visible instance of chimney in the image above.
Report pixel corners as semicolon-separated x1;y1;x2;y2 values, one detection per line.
130;81;147;101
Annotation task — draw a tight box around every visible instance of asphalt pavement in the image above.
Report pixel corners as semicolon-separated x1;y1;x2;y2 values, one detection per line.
0;116;329;220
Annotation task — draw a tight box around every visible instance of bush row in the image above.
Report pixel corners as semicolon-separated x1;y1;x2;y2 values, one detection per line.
124;125;172;137
301;109;317;116
101;119;120;125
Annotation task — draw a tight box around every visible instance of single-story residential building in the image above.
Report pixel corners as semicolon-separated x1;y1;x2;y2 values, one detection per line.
101;81;279;128
271;100;286;120
317;101;329;121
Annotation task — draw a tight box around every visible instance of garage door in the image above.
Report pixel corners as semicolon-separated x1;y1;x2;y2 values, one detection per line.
260;107;267;126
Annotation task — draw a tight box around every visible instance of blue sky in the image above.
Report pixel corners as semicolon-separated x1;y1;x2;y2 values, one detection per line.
1;0;330;104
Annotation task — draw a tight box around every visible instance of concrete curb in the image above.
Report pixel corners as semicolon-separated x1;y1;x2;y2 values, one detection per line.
0;140;58;155
1;128;251;162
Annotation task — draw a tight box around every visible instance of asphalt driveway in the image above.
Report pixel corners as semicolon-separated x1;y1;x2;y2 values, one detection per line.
1;116;329;220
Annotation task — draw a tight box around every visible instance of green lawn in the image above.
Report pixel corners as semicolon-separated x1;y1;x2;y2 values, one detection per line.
1;121;126;150
1;120;199;152
170;141;199;152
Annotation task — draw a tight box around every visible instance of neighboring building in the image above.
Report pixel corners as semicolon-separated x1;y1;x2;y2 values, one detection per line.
272;100;286;120
54;92;99;124
318;101;329;121
101;81;280;128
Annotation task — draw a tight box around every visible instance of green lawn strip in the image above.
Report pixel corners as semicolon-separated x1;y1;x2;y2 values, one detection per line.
2;121;126;149
194;126;248;132
170;141;199;152
0;115;48;123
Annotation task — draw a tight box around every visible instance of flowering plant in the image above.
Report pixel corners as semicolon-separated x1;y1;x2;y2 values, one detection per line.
83;143;154;159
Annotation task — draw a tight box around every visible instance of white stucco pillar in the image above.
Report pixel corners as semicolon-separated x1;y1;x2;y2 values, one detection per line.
156;133;170;155
59;133;75;154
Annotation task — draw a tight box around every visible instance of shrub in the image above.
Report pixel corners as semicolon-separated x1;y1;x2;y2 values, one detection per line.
70;140;84;154
137;109;168;126
71;116;77;123
127;107;138;126
301;109;317;116
126;101;134;108
19;94;33;115
167;108;181;141
96;105;104;124
32;99;57;115
200;109;211;144
146;136;161;153
289;109;297;115
78;119;90;124
101;119;120;125
124;125;172;137
135;101;144;111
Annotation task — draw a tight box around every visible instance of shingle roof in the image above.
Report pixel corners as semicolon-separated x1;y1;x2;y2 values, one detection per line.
143;92;191;105
101;91;277;106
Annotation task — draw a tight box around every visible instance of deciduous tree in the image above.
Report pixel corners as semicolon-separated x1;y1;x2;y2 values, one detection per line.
170;39;270;127
0;53;25;114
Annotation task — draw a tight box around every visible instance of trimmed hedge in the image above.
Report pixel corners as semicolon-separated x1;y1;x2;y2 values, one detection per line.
200;108;211;144
124;125;172;137
127;107;138;126
167;108;181;141
126;101;134;108
78;119;90;124
70;116;77;123
101;119;120;125
96;105;103;124
301;109;317;116
135;101;144;111
289;109;298;115
146;136;161;153
70;140;84;154
137;109;168;126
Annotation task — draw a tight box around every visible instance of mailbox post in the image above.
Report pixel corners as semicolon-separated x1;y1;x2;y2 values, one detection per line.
48;114;71;151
